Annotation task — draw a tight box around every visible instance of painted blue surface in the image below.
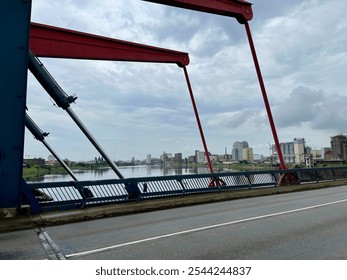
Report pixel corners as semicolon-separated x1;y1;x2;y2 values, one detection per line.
0;1;32;209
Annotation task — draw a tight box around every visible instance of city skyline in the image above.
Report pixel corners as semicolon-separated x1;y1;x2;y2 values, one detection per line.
28;134;337;163
24;0;347;162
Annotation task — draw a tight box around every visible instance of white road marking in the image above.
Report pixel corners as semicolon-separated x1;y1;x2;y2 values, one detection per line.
66;197;347;258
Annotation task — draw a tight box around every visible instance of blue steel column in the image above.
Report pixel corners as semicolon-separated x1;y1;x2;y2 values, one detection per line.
0;1;32;213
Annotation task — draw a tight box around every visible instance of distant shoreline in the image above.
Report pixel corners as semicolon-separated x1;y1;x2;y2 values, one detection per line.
22;162;274;181
23;161;346;181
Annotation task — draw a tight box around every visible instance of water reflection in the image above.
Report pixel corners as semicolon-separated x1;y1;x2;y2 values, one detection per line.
29;165;214;183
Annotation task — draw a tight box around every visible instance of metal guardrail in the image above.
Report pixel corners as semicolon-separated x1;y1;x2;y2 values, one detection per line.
26;166;347;213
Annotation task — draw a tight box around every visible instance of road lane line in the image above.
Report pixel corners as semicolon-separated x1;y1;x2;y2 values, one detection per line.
66;197;347;258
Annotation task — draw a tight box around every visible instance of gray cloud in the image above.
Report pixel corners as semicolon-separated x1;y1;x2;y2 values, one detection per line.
273;86;324;127
273;86;347;133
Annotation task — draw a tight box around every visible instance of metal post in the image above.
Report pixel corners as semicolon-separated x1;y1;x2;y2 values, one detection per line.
244;22;286;170
0;0;32;215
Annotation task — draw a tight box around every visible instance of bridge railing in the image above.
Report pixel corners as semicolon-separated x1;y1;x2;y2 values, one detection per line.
26;166;347;212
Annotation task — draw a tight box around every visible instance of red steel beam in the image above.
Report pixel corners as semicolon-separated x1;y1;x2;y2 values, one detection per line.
29;22;189;67
142;0;253;23
244;22;286;170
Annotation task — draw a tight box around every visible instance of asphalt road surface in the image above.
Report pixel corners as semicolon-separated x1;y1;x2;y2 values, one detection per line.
1;185;347;259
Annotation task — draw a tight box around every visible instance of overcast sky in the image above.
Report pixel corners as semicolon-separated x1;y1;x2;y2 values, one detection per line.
25;0;347;161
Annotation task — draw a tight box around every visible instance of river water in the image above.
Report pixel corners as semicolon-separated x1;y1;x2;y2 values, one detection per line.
34;165;215;183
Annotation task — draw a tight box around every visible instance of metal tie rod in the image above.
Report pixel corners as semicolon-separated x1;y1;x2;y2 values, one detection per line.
25;113;78;181
64;106;124;179
27;49;124;179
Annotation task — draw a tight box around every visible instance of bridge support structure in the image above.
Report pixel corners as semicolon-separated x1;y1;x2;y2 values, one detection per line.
0;0;32;217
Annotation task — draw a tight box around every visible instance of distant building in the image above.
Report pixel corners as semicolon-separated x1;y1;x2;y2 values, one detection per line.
145;154;164;165
311;149;323;164
210;154;219;163
331;134;347;161
173;153;183;163
279;141;295;163
293;138;306;164
47;154;58;166
187;155;196;163
272;138;308;165
232;141;249;161
23;157;45;167
242;147;254;163
253;154;264;162
146;154;151;165
151;157;162;165
324;150;334;161
47;154;55;161
195;150;206;164
321;147;332;161
160;152;172;163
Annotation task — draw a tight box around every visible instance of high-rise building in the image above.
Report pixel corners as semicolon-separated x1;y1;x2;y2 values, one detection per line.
195;150;206;164
232;141;249;161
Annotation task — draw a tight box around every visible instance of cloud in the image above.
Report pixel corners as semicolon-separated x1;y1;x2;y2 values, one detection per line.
254;0;347;96
206;108;266;129
272;86;324;128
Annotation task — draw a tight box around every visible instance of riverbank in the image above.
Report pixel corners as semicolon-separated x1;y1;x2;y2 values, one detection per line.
23;161;347;181
22;162;271;181
22;163;109;181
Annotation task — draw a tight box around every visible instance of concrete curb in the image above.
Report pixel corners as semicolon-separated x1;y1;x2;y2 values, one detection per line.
1;179;347;233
